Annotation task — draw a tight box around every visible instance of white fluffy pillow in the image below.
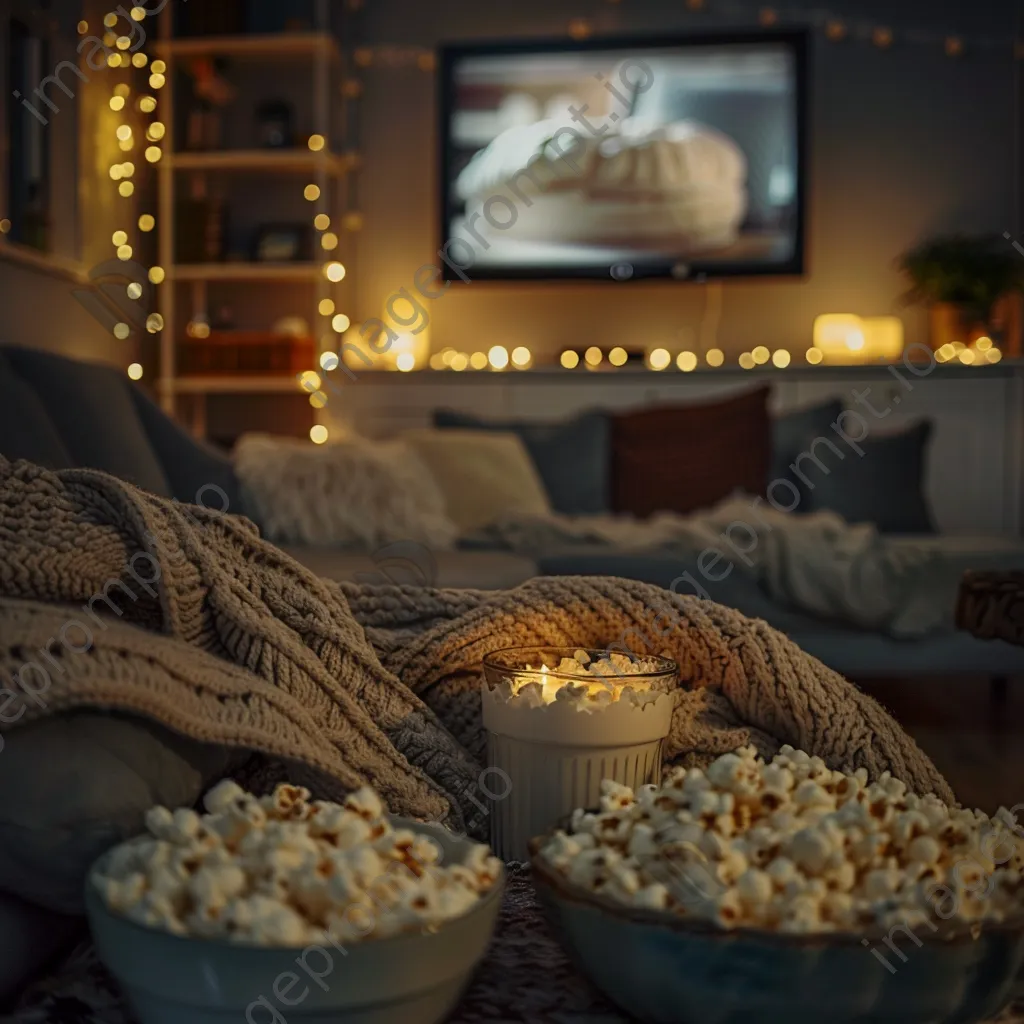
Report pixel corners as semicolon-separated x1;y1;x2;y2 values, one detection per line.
402;428;551;531
234;434;458;549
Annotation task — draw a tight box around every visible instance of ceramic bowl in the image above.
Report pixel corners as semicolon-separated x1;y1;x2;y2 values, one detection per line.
530;836;1024;1024
85;819;504;1024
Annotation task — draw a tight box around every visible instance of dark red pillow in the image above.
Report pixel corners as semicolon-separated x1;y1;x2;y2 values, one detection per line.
611;387;771;517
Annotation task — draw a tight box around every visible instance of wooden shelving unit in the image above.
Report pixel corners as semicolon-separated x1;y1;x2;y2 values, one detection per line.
156;1;346;433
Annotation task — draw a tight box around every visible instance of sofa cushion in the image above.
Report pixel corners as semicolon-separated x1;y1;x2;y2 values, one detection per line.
0;350;75;469
611;387;772;517
803;420;936;534
772;399;844;511
129;385;241;509
0;711;237;913
433;409;611;515
403;428;551;531
1;347;171;496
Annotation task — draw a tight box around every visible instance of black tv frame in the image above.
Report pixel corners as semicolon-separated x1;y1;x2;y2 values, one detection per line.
438;29;810;284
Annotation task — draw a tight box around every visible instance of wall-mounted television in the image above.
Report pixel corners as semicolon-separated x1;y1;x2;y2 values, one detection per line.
439;31;808;283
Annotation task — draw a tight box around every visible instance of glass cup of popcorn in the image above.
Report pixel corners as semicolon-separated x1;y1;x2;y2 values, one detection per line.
481;646;677;861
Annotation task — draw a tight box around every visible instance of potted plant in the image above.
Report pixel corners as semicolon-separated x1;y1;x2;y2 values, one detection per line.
897;235;1024;355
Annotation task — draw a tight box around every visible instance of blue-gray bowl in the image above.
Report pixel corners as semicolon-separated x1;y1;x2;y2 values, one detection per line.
530;836;1024;1024
85;819;504;1024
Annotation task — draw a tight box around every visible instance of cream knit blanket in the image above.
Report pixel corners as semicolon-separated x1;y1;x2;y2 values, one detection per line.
0;458;954;830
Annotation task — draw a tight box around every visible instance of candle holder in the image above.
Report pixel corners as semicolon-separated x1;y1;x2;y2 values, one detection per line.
481;646;677;861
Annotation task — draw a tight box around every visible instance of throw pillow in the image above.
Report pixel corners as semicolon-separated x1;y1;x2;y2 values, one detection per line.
802;420;936;534
771;398;845;511
234;434;458;549
0;712;237;913
0;350;74;469
1;346;172;496
433;409;611;515
611;386;772;517
403;428;552;531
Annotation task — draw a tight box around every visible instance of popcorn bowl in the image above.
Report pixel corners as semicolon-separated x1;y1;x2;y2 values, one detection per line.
529;830;1024;1024
482;647;677;861
85;818;504;1024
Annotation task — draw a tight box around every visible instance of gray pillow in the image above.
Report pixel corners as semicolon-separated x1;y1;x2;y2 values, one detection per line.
0;712;237;913
433;409;611;515
129;385;241;510
0;350;74;469
2;346;171;496
771;399;844;511
803;420;936;534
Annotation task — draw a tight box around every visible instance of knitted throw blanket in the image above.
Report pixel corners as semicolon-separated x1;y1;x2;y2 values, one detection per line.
0;458;954;833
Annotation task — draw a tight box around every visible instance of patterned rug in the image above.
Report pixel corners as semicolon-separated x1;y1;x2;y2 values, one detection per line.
2;865;1020;1024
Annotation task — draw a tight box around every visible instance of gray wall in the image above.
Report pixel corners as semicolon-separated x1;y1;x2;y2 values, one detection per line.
355;0;1021;358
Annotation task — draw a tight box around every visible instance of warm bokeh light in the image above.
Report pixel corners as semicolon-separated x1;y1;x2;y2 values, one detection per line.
976;336;993;352
752;345;770;365
112;230;127;246
299;370;322;392
560;350;580;369
188;320;210;339
0;219;9;234
145;146;162;163
107;53;122;68
648;348;671;371
488;345;510;370
321;232;339;250
310;425;329;445
103;12;118;27
314;213;331;231
609;346;628;367
959;348;976;365
772;349;792;368
149;73;166;89
318;298;335;316
132;53;148;68
511;346;531;368
148;122;166;141
308;134;326;152
117;244;132;261
987;347;1004;364
585;346;603;367
677;351;698;372
138;214;155;232
151;59;166;74
131;6;146;20
806;347;824;365
118;181;135;197
332;313;351;333
116;125;132;141
470;352;488;370
739;352;756;369
146;314;164;333
324;262;346;282
77;20;89;34
116;35;132;50
126;282;143;300
113;322;131;340
396;352;416;372
149;266;165;284
706;348;725;367
451;352;469;372
139;96;157;113
127;362;143;380
304;184;321;202
320;351;339;371
109;96;125;111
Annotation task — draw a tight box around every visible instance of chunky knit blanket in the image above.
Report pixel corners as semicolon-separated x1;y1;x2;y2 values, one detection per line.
0;457;953;826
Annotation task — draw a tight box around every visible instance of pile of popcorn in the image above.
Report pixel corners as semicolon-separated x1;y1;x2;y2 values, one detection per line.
539;745;1024;935
94;781;502;946
496;649;670;709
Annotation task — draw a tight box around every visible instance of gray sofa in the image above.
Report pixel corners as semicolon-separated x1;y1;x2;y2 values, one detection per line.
2;345;1021;680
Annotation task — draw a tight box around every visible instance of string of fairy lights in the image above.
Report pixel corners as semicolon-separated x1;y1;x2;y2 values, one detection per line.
79;5;165;382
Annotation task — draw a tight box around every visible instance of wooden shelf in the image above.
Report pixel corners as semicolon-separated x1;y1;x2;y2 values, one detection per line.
160;376;307;395
168;150;346;175
155;32;339;62
170;263;324;283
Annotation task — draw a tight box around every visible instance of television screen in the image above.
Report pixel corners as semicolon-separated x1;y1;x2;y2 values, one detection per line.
439;32;808;282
